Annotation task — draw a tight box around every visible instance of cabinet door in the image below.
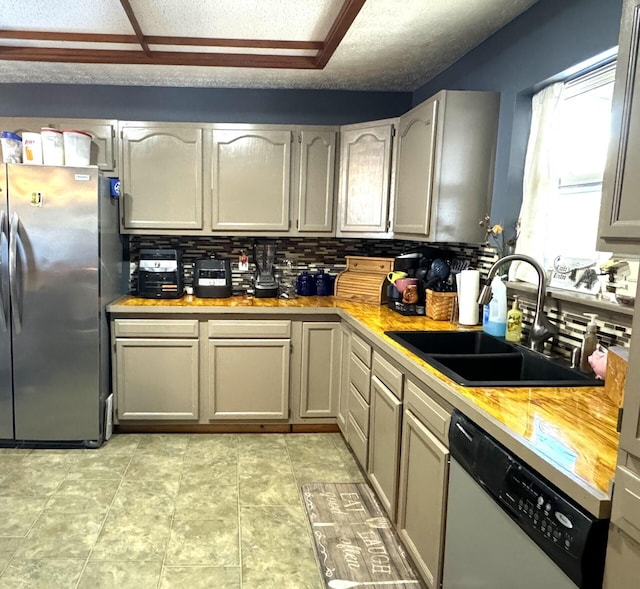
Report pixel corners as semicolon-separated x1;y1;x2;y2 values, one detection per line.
115;338;199;420
58;120;117;172
211;129;291;231
599;0;640;248
297;129;336;232
120;125;203;230
299;322;341;418
367;374;402;518
338;124;393;234
619;278;640;457
208;339;289;420
604;525;640;589
393;98;438;236
1;118;117;172
397;409;450;589
337;327;351;434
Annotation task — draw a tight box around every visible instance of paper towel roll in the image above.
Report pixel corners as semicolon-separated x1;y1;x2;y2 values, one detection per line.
457;269;480;326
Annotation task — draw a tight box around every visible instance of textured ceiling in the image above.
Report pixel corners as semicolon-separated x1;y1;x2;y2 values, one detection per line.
0;0;539;91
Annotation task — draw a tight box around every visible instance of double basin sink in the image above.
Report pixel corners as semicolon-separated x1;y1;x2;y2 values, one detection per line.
385;330;604;388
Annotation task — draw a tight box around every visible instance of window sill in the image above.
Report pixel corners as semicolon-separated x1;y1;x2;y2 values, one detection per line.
504;280;634;317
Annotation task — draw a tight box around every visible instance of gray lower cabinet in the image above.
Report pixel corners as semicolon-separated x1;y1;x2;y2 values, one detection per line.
120;123;204;232
367;352;403;519
113;319;200;421
337;326;352;434
299;322;341;418
346;334;372;470
604;525;640;588
207;320;291;420
598;0;640;252
211;127;291;231
397;380;451;589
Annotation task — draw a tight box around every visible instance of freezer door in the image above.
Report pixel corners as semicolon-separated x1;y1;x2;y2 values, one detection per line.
0;166;14;440
8;164;100;441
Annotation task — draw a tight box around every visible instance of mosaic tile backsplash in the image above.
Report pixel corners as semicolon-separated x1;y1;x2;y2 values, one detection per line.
127;235;633;358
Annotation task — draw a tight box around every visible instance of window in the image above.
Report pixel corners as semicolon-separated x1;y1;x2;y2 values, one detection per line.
544;63;615;269
512;61;619;287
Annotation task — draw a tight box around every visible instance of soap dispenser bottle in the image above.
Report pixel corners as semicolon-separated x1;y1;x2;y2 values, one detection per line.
506;295;523;342
579;313;599;373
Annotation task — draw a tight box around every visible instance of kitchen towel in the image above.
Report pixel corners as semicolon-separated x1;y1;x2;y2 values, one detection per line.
457;269;480;325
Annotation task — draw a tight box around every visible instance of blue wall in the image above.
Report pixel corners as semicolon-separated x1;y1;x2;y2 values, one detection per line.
413;0;624;232
0;84;411;126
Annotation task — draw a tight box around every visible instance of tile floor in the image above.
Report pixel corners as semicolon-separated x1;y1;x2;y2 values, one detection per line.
0;432;365;589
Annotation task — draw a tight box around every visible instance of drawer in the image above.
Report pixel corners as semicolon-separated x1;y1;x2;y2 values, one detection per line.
350;353;371;402
351;333;372;367
372;352;403;400
346;256;394;273
347;413;368;470
349;384;370;436
114;319;199;338
612;466;640;543
208;320;291;338
404;379;451;445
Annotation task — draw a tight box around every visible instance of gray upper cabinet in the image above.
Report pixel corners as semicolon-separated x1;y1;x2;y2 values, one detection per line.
211;128;291;231
120;124;204;232
598;0;640;254
337;120;395;237
0;117;117;173
393;97;438;236
294;129;337;234
393;91;499;242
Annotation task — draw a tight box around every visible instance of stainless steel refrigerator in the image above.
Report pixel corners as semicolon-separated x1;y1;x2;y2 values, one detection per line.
0;164;123;445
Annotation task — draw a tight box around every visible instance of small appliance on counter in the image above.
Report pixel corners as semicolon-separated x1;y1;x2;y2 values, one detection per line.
253;241;279;298
194;256;232;298
137;249;184;299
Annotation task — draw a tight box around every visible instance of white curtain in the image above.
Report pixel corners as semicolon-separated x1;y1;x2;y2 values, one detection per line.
509;82;564;284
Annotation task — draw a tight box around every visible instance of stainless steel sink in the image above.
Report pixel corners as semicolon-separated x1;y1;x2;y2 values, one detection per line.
385;330;603;388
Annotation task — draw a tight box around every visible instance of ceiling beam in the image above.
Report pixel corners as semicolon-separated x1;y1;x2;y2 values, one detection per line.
0;46;319;69
0;0;366;69
145;35;323;50
315;0;367;69
119;0;151;55
0;30;323;50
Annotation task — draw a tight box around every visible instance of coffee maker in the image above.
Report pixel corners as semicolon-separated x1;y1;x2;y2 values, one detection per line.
253;242;279;298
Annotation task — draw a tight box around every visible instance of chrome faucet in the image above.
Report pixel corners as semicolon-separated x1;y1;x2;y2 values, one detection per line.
477;254;558;352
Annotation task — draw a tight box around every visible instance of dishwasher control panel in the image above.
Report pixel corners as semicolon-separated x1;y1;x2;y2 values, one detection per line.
501;466;586;559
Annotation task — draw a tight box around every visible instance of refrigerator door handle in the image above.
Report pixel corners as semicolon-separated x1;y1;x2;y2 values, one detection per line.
8;211;21;335
0;209;7;332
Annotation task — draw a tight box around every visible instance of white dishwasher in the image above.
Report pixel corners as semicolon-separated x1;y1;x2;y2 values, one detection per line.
442;411;608;589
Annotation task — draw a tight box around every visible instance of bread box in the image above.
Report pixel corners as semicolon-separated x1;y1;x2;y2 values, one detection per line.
334;256;394;304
